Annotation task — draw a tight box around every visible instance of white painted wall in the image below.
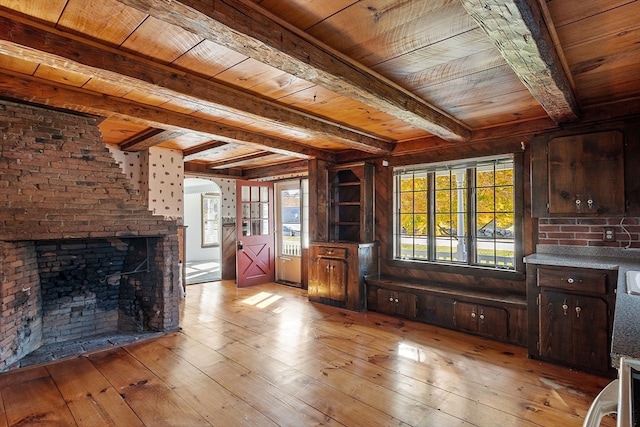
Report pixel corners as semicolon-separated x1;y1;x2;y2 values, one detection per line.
143;147;184;219
183;177;236;263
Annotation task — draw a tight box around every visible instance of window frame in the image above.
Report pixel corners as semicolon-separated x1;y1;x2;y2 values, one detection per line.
390;153;524;277
201;192;222;248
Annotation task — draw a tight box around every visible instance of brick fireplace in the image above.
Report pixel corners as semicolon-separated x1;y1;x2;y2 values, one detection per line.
0;100;180;371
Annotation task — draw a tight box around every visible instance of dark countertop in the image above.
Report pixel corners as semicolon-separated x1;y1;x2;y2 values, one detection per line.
524;245;640;367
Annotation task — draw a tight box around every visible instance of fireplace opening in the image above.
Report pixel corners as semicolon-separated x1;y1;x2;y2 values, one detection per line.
1;236;175;371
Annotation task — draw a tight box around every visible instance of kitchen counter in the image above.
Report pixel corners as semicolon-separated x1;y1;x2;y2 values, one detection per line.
524;245;640;367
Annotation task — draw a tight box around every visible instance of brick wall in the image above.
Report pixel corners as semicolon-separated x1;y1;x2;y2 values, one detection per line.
0;241;42;370
538;217;640;248
0;100;180;371
0;100;173;241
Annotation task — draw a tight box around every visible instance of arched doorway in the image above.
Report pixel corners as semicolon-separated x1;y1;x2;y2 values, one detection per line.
184;178;222;284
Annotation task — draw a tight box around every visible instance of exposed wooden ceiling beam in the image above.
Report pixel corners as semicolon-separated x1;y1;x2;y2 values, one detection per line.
207;152;274;169
121;129;186;151
184;162;243;178
183;141;228;162
460;0;579;124
0;13;391;154
114;0;472;142
242;160;309;180
118;128;166;151
0;70;336;162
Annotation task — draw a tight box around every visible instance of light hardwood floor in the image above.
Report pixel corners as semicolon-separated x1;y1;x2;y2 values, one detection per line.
0;280;616;426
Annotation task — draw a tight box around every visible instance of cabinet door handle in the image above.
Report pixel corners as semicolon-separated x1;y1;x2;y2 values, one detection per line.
562;299;568;315
567;277;575;284
575;306;581;318
471;312;476;319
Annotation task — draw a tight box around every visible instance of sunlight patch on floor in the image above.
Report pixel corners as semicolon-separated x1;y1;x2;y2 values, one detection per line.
242;291;283;308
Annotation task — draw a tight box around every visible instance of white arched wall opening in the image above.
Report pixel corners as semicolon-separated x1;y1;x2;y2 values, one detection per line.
184;177;223;284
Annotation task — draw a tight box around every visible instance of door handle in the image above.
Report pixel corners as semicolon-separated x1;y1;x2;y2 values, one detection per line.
237;240;243;251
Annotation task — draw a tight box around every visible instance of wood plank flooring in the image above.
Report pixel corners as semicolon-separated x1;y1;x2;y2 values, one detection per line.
0;280;616;426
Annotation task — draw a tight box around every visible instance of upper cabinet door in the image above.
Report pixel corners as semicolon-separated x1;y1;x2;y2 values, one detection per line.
548;131;624;215
531;130;625;217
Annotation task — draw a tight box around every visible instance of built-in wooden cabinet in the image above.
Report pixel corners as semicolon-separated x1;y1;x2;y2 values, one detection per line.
453;301;509;341
308;161;377;311
377;288;417;318
367;278;527;346
527;264;616;375
531;130;625;216
328;162;374;242
308;241;378;311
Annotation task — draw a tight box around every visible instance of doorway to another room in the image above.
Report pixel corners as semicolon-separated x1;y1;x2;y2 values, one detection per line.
184;178;223;284
275;179;308;287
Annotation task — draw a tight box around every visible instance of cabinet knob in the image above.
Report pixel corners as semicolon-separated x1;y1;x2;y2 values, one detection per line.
471;312;476;319
587;199;594;209
394;298;399;303
389;297;394;302
479;314;485;320
567;277;575;284
575;306;581;318
562;299;568;315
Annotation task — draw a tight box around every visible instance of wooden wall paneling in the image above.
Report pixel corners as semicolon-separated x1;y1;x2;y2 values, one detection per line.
624;118;640;215
221;224;237;280
375;159;392;275
530;133;550;218
522;143;538;256
308;159;328;242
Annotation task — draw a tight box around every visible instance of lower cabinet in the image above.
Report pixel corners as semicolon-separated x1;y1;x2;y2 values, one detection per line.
539;290;609;371
453;301;509;341
377;288;417;318
527;264;616;375
308;241;378;311
366;278;527;346
315;257;347;302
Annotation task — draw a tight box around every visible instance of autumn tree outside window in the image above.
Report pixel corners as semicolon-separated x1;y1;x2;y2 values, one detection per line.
393;155;516;270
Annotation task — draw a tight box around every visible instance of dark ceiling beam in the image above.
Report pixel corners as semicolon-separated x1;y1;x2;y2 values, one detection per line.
184;162;243;178
183;141;228;162
121;129;186;151
118;128;166;151
242;160;309;180
460;0;579;124
207;152;274;169
114;0;472;142
0;12;391;155
0;70;336;161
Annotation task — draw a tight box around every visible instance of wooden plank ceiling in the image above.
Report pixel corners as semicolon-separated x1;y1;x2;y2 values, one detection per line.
0;0;637;178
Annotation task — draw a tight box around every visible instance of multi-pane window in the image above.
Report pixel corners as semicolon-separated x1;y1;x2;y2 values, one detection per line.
202;192;221;247
393;156;516;270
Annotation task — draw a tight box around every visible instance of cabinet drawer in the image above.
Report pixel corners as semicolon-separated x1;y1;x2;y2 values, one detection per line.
316;246;347;259
537;266;607;293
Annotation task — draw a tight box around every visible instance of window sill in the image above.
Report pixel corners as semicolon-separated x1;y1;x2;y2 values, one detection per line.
387;258;525;281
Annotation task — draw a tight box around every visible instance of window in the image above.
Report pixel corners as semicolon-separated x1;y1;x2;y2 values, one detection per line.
393;155;518;270
201;192;221;247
